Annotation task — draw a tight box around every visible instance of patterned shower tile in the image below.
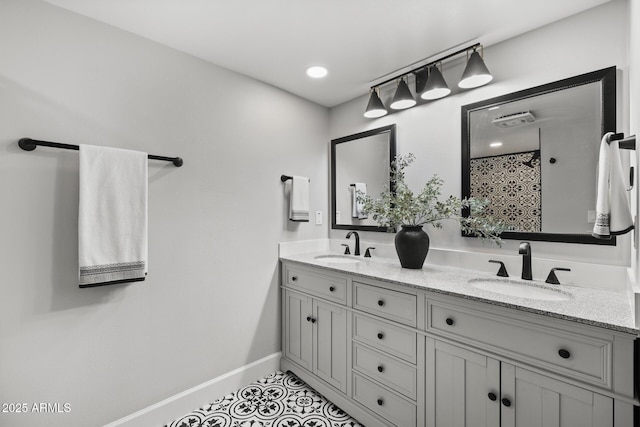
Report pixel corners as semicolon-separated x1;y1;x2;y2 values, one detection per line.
164;371;364;427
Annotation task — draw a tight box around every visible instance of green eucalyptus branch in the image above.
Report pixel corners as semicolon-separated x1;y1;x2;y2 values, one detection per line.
356;153;507;245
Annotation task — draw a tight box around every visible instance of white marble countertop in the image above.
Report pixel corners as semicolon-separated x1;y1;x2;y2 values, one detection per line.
280;251;638;335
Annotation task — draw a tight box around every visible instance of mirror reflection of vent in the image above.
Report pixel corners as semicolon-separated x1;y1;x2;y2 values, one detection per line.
492;111;536;128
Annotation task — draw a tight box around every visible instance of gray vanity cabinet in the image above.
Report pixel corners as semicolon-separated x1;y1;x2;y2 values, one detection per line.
280;260;635;427
282;266;348;393
426;338;613;427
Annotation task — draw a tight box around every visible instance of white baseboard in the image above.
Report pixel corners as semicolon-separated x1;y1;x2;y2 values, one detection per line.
103;352;282;427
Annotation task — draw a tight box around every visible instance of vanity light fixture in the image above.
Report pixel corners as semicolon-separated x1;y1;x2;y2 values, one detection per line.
420;64;451;100
364;88;388;118
364;43;492;118
390;77;416;110
459;46;492;88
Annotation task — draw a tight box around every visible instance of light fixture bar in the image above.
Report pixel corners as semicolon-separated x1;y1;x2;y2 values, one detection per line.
369;43;481;90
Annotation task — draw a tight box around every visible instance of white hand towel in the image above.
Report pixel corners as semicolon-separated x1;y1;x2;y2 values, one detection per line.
289;176;309;222
352;183;368;219
592;133;633;239
79;145;148;287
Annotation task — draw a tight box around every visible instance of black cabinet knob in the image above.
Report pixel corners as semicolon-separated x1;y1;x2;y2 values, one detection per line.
377;365;384;373
329;286;335;292
291;276;298;281
306;316;311;322
501;398;512;407
378;299;385;307
377;399;384;406
311;318;316;323
377;333;384;340
445;317;454;326
488;392;497;401
558;348;571;359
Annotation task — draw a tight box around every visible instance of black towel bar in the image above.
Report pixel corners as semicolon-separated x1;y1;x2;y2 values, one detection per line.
608;133;636;150
281;175;309;182
18;138;183;167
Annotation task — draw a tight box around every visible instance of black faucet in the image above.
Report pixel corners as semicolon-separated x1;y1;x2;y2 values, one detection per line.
519;242;532;280
346;231;360;256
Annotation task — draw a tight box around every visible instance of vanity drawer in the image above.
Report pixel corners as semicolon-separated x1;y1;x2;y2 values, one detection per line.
285;267;347;304
354;281;417;327
353;342;417;400
427;299;612;387
353;314;417;364
352;373;416;427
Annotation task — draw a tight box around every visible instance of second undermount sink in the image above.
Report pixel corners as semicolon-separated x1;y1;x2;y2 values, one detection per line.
314;255;361;264
469;278;572;301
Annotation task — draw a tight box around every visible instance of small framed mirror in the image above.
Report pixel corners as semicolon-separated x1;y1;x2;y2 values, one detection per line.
461;67;617;244
331;124;396;232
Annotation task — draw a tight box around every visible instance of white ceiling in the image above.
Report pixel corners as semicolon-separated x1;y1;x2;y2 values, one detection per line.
43;0;611;107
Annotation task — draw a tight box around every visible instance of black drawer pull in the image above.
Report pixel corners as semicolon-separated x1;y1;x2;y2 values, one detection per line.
329;286;335;292
488;392;497;401
377;333;384;340
291;276;298;281
445;317;454;326
501;398;511;407
558;348;571;359
377;365;384;373
377;299;385;307
377;399;384;406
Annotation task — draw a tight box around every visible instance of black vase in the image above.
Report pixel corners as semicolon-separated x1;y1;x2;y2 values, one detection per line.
395;225;430;269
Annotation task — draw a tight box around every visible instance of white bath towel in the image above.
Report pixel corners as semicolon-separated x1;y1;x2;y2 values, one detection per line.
79;145;148;287
289;176;309;222
352;183;368;219
592;132;634;239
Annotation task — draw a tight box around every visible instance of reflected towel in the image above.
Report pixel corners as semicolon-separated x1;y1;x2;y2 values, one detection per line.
79;145;148;287
352;183;368;219
289;176;309;222
592;133;633;239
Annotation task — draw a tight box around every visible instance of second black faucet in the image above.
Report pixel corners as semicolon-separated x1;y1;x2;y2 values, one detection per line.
519;242;532;280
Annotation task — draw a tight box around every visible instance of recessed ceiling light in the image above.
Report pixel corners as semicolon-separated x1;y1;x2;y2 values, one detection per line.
489;141;503;148
306;66;328;78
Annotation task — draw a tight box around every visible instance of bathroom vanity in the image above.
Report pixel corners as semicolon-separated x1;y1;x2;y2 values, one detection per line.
280;252;637;427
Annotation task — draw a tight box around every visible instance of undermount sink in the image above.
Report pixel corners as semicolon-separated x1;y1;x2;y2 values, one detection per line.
313;255;361;264
469;279;572;301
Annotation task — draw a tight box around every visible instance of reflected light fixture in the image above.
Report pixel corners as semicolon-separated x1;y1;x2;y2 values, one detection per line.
364;43;492;118
390;77;416;110
458;47;493;88
364;88;388;118
420;64;451;100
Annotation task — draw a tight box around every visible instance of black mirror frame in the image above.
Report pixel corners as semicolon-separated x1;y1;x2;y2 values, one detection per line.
331;124;397;232
461;66;617;245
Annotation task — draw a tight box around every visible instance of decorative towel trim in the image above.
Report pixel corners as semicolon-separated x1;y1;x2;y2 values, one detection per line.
290;210;309;222
79;261;146;287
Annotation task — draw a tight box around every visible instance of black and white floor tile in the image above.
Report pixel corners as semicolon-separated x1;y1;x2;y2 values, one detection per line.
164;371;364;427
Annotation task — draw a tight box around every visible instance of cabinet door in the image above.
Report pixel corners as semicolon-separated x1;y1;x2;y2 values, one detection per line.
426;339;500;427
313;299;347;392
283;290;313;371
501;363;613;427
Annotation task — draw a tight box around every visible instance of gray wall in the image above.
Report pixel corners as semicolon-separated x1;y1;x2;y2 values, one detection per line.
0;1;329;426
329;1;631;266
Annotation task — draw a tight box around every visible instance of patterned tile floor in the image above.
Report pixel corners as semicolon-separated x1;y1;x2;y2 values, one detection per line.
164;371;364;427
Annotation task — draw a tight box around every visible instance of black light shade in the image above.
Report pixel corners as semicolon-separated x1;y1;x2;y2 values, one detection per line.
390;78;416;110
364;89;387;118
420;66;451;100
459;50;493;89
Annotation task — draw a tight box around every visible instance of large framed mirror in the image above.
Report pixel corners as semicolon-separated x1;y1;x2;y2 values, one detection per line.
331;124;396;232
461;67;617;244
